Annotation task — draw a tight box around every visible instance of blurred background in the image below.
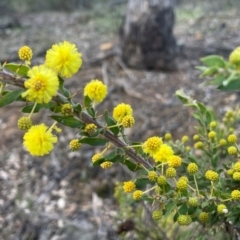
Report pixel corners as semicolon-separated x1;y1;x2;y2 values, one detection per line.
0;0;240;239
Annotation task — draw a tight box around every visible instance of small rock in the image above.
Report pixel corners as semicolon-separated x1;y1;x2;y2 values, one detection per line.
0;170;8;180
57;198;66;209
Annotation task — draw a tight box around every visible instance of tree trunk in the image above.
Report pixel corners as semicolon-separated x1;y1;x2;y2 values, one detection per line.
120;0;178;70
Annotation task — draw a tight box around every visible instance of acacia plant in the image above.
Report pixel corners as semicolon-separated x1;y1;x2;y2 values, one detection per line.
1;42;240;238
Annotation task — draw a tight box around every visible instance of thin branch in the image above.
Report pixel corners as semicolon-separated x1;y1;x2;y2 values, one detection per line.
0;70;152;169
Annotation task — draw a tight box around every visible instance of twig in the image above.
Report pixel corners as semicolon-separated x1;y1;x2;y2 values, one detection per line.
101;61;109;86
114;56;137;81
84;49;119;67
0;70;152;170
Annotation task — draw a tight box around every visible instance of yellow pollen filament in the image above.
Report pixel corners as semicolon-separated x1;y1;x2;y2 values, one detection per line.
34;81;43;91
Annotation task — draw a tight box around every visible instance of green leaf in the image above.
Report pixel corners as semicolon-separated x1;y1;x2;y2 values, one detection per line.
79;137;107;146
206;202;216;212
188;206;197;215
178;204;188;215
207;75;226;86
200;67;218;77
73;103;82;113
120;158;141;172
104;150;125;163
104;110;119;135
107;154;125;163
222;71;237;86
86;107;96;117
173;211;180;222
50;115;83;128
135;178;151;189
192;113;204;126
218;79;240;91
0;89;24;107
175;90;189;104
104;150;117;160
200;55;225;68
1;90;10;96
22;102;55;113
5;63;30;77
164;202;176;219
92;157;106;166
201;201;209;208
2;90;25;102
187;156;198;164
50;105;62;113
197;103;207;114
206;110;212;124
58;76;71;98
92;151;125;166
84;95;92;108
195;66;208;72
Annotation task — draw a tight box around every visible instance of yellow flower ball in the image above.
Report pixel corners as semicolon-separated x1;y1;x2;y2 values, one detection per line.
23;124;58;156
18;117;32;130
231;190;240;200
148;171;158;181
225;110;234;118
185;146;191;152
61;103;74;116
153;144;173;162
157;176;167;186
177;215;192;226
194;141;203;149
113;103;133;122
188;197;198;207
187;163;198;174
164;133;172;141
176;179;188;191
18;46;33;64
123;181;136;193
92;153;103;163
228;146;237;155
233;172;240;181
222;117;227;123
168;155;182;168
217;204;227;214
152;210;163;221
193;134;200;141
69;139;81;151
208;131;216;140
179;176;189;183
121;115;135;128
142;136;163;157
166;167;176;178
205;170;219;181
100;161;112;169
84;123;97;136
229;47;240;66
233;161;240;172
84;80;108;103
22;65;59;103
133;190;143;200
227;169;234;176
219;139;227;146
209;121;217;128
228;134;237;143
182;136;189;143
45;41;82;78
199;212;209;223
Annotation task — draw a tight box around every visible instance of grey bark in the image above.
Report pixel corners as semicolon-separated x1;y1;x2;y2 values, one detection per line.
120;0;178;70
